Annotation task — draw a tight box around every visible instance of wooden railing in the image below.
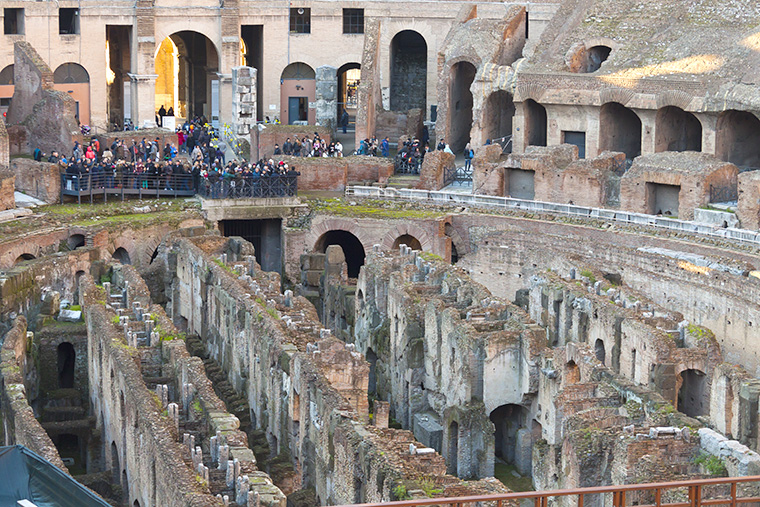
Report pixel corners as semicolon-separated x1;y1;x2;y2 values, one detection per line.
336;476;760;507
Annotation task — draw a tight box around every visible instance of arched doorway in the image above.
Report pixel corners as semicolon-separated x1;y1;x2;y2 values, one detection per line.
449;61;477;152
716;110;760;170
655;107;702;152
447;421;459;475
314;230;366;278
524;99;547;147
490;404;527;464
392;234;422;251
599;102;641;161
111;442;120;484
280;62;316;124
484;90;515;148
337;62;361;128
565;360;581;384
155;31;219;122
390;30;427;112
678;369;708;417
67;234;86;250
595;339;606;364
53;63;90;126
14;253;35;265
106;26;131;128
0;65;13;118
57;342;76;388
112;247;131;265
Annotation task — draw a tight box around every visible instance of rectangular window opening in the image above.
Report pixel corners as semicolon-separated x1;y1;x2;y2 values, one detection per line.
343;8;364;34
4;8;24;35
59;8;79;35
289;8;311;34
562;131;586;159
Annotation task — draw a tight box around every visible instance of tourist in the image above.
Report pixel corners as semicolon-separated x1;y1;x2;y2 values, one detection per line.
463;142;474;170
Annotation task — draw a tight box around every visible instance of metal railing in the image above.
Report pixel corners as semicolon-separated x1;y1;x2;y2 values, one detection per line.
444;166;473;187
61;173;196;204
345;186;760;247
710;184;739;203
336;475;760;507
198;174;298;199
395;158;421;175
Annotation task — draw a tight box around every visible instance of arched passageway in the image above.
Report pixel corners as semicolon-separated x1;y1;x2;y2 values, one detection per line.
315;230;366;278
599;102;641;160
155;31;219;122
449;61;477;152
678;369;708;417
57;342;76;388
595;339;606;364
280;62;316;124
447;421;459;475
112;247;131;265
484;90;515;148
716;110;760;170
655;107;702;153
337;62;361;126
390;30;427;112
67;234;86;250
524;99;547;147
53;63;90;125
392;234;422;251
14;253;35;265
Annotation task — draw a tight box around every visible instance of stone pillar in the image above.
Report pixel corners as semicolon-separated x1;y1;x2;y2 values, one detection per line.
512;102;527;154
0;118;8;169
315;65;338;130
701;113;718;156
232;66;257;137
129;74;159;129
638;109;656;156
216;73;233;128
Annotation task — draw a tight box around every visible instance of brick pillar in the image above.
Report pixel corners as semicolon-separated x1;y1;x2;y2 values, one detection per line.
0;118;8;169
374;401;390;428
133;0;157;128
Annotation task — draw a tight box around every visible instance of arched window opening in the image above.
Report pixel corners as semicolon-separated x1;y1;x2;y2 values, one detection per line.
57;342;76;388
655;107;702;153
449;61;477;152
595;339;606;364
524;99;547;147
484;90;515;150
599;102;642;161
392;234;422;251
14;253;35;265
67;234;86;250
678;369;708;417
112;247;131;265
716;110;760;170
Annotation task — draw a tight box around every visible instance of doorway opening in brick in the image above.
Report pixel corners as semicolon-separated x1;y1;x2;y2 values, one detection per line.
390;30;427;112
678;368;708;417
314;230;365;278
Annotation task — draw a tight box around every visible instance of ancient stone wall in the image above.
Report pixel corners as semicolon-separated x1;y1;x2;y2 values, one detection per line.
738;171;760;230
161;232;505;504
0;171;14;211
418;150;455;190
6;42;79;156
10;159;60;204
0;315;69;471
275;155;393;192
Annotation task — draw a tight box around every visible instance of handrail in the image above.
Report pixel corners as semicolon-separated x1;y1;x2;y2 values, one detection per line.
344;186;760;248
336;475;760;507
61;172;196;204
198;174;298;199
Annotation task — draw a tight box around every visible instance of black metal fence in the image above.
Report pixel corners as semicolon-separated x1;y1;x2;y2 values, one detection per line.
443;165;473;187
710;184;738;203
61;173;196;203
394;158;420;175
197;175;298;199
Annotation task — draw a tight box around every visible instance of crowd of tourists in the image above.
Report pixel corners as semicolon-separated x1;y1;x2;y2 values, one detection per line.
273;133;344;158
47;118;300;197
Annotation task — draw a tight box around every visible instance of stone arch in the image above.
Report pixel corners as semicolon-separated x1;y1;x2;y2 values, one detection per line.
567;44;612;73
110;441;120;484
489;404;529;469
594;339;606;364
139;236;163;267
380;223;432;252
307;218;374;260
444;222;468;264
155;30;220;121
524;99;547;147
337;61;361;120
716;110;760;169
391;234;422;251
112;247;131;265
67;233;86;250
14;253;35;265
448;60;478;152
390;29;428;112
314;230;366;278
599;102;642;160
482;90;515;146
53;63;90;84
655;106;702;153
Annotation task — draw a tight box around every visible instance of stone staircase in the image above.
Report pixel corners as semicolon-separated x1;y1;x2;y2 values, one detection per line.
386;174;420;189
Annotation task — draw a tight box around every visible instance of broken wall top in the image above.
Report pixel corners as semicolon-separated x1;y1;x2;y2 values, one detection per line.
625;152;739;179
